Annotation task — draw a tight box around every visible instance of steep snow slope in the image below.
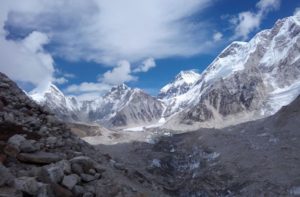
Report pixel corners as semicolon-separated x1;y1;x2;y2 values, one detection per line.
30;84;86;122
164;13;300;130
158;70;201;117
159;70;201;99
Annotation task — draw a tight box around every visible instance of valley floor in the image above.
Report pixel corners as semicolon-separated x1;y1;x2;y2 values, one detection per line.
70;96;300;196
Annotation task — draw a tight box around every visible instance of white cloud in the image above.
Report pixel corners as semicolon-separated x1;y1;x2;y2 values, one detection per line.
294;7;300;15
231;0;281;40
213;32;223;42
0;2;56;92
65;82;111;94
63;73;76;78
99;60;137;85
65;60;138;98
3;0;213;65
232;12;261;40
256;0;280;11
65;81;111;101
75;92;105;101
53;77;68;85
133;58;156;73
0;31;54;92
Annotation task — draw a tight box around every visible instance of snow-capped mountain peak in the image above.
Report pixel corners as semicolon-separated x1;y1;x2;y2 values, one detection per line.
164;13;300;130
159;70;201;99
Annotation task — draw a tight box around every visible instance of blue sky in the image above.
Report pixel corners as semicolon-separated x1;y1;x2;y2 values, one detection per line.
0;0;299;99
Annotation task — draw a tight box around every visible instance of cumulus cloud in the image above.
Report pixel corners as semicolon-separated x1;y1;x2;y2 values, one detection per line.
4;0;213;65
0;31;54;92
231;0;281;40
65;61;138;99
0;1;56;92
99;60;137;85
133;58;156;73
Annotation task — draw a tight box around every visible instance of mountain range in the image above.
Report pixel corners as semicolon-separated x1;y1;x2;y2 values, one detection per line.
30;12;300;130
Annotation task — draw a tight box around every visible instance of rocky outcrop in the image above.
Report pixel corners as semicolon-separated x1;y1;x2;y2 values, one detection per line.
0;72;165;196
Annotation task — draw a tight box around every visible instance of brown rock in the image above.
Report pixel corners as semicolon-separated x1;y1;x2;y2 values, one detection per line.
4;144;19;157
51;183;73;197
0;153;7;164
0;186;22;197
0;99;4;110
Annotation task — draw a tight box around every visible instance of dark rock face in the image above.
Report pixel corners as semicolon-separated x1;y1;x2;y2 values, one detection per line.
109;91;164;127
182;69;266;123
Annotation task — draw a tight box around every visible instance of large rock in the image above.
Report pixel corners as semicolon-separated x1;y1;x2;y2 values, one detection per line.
4;144;19;157
0;164;14;187
40;164;64;183
0;187;22;197
17;152;62;164
51;183;73;197
62;174;80;190
14;177;39;195
19;139;40;153
7;135;26;147
80;173;97;182
70;156;96;173
56;160;72;174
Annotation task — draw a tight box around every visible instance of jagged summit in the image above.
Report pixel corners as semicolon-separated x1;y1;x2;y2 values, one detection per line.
159;70;201;99
110;83;130;92
30;82;164;128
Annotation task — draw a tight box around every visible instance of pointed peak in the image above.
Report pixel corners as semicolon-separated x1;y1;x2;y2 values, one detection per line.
176;70;199;78
105;84;131;97
174;70;201;84
111;83;130;91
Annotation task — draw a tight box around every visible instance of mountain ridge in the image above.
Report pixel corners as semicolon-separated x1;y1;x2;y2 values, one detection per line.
30;13;300;130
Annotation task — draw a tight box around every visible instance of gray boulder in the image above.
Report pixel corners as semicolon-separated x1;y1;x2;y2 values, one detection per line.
14;177;39;195
7;135;26;148
62;174;80;190
19;140;40;153
40;165;64;183
0;164;14;186
70;156;96;173
56;160;72;174
17;152;62;164
80;173;97;182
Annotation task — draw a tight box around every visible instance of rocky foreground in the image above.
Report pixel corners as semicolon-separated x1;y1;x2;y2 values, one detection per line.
0;72;166;196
